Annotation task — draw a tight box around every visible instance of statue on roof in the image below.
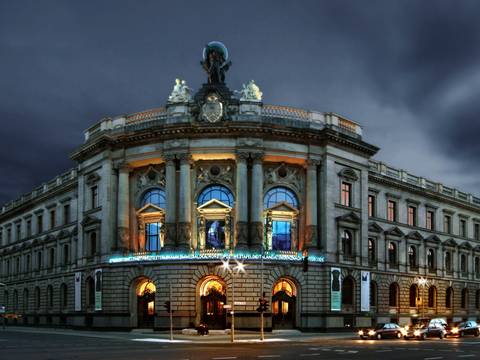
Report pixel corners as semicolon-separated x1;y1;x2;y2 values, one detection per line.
168;78;192;103
200;41;231;84
238;80;263;102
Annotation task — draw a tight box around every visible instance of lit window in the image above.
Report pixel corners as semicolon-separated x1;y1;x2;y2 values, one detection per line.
387;200;397;222
426;211;435;231
271;221;291;251
341;182;352;207
141;188;166;208
407;206;416;226
146;222;162;251
368;195;375;217
264;187;298;209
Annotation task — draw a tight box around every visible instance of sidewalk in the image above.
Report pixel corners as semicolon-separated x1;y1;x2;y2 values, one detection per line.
2;326;355;344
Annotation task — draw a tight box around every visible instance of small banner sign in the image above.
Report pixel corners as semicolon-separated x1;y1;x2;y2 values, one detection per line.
330;267;342;311
94;269;102;311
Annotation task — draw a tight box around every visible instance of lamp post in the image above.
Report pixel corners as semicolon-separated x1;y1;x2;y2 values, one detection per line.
416;277;428;320
221;258;245;343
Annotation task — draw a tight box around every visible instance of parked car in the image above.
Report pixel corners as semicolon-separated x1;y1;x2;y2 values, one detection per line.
446;321;480;337
358;323;404;340
403;323;446;340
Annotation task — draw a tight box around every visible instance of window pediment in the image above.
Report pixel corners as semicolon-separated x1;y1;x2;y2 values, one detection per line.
425;234;441;244
406;230;423;241
384;226;405;238
443;238;457;248
338;168;358;181
266;201;299;215
459;241;472;250
336;211;361;224
85;172;101;185
136;203;165;215
197;198;232;215
473;245;480;253
368;222;383;233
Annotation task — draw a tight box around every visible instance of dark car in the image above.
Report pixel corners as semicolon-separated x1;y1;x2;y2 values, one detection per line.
403;323;446;340
358;322;404;340
446;321;480;337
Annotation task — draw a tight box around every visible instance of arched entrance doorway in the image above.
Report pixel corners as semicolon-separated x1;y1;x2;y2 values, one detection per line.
136;280;156;328
200;278;227;329
272;278;297;329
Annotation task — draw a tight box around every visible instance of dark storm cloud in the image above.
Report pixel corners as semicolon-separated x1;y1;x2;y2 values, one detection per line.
1;0;480;205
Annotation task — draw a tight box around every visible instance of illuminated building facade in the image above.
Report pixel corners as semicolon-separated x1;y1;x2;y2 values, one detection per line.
1;43;480;330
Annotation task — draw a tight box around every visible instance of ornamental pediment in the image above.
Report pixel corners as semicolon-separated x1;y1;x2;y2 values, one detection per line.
425;234;441;244
406;230;424;241
267;201;299;214
459;241;472;250
384;226;405;238
368;222;383;233
443;238;458;247
474;245;480;252
81;215;101;227
136;203;164;215
336;211;361;224
197;198;232;212
57;229;71;239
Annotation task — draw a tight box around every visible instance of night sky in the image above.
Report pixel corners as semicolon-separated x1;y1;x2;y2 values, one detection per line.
1;0;480;205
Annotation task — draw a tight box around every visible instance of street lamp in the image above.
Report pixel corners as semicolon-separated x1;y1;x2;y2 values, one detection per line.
416;277;428;320
221;258;245;343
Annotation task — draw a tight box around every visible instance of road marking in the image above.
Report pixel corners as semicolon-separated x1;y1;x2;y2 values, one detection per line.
213;358;237;360
376;349;393;352
334;349;345;352
257;356;280;358
424;357;443;360
300;354;320;357
458;356;475;358
347;350;358;353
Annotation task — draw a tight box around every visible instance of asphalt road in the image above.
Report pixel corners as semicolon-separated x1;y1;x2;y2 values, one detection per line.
1;329;480;360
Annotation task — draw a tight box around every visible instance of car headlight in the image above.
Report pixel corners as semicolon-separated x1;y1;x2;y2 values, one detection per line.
401;329;407;336
452;327;459;334
368;330;375;336
404;325;409;331
414;330;421;336
358;330;364;336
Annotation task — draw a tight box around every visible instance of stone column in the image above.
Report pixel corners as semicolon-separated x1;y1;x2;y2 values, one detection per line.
117;164;131;253
163;154;177;250
250;152;264;251
235;151;249;249
304;159;320;251
177;153;192;250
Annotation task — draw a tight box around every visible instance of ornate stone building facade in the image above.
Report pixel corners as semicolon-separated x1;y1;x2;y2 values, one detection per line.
1;43;480;330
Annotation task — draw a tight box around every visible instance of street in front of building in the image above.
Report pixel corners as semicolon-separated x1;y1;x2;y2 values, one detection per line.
1;327;480;360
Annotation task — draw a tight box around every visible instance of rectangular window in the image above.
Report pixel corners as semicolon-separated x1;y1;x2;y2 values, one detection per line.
63;204;70;225
407;206;417;226
37;251;42;270
16;223;21;241
37;215;43;234
368;195;375;217
0;229;2;244
341;182;352;207
475;223;480;241
7;228;12;243
460;219;467;237
63;244;69;265
387;200;397;222
91;186;98;209
50;210;56;229
444;215;452;234
25;254;31;273
26;220;32;237
426;210;435;231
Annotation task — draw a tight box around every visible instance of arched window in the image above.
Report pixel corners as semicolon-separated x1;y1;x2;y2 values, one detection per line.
198;185;234;207
141;188;166;208
86;277;95;308
446;287;454;309
342;230;353;258
263;187;298;209
388;242;397;267
389;283;399;307
461;288;468;309
428;286;437;308
23;288;29;312
445;251;452;272
341;277;354;306
409;284;418;307
60;283;68;309
476;289;480;309
461;254;467;273
368;238;375;264
408;246;417;268
13;289;18;310
427;249;435;271
370;281;377;307
34;287;41;309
